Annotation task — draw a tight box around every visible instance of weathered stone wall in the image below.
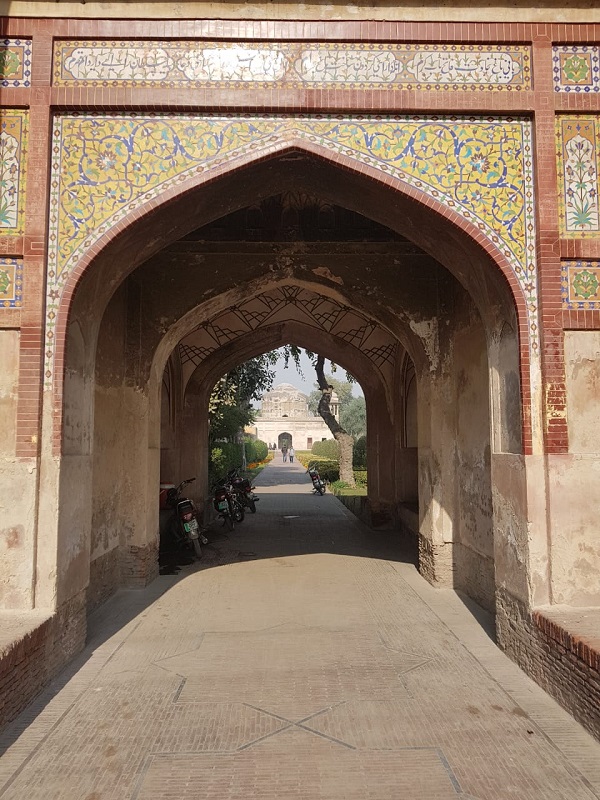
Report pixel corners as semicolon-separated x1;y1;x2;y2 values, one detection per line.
497;589;600;742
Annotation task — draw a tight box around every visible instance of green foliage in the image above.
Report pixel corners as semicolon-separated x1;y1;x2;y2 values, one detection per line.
340;396;367;439
245;438;268;464
209;443;241;485
353;470;368;488
353;436;367;468
330;480;349;490
307;459;340;483
295;451;313;468
311;438;340;459
209;352;280;443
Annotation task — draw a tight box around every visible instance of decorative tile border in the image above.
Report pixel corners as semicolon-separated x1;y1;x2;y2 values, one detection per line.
553;46;600;93
0;39;32;87
53;41;531;90
0;257;23;307
46;113;537;387
0;109;28;236
561;260;600;308
556;116;600;237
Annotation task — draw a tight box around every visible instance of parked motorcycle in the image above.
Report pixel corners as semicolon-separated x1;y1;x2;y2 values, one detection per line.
227;467;259;513
213;478;245;530
307;466;326;495
165;478;208;559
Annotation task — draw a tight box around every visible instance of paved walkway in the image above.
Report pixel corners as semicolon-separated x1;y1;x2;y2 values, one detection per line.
1;458;600;799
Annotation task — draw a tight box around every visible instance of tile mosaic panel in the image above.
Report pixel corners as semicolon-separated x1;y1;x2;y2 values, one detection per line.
53;41;531;90
46;113;536;387
180;286;397;389
0;39;32;87
561;261;600;309
0;257;23;307
557;116;600;237
553;46;600;93
0;109;28;236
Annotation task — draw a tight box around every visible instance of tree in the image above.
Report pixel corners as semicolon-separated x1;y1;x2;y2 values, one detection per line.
307;375;354;416
209;352;279;442
340;396;366;439
314;356;356;487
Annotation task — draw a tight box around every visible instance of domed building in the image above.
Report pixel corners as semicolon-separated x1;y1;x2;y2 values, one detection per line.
250;383;338;450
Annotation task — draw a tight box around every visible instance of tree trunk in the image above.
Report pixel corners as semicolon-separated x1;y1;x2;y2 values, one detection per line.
315;356;356;487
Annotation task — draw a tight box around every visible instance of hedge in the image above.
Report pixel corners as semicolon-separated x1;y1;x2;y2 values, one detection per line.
353;436;367;469
311;439;339;459
245;438;268;464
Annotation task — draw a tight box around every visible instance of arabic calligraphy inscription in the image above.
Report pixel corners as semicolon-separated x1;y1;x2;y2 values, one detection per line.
53;41;531;90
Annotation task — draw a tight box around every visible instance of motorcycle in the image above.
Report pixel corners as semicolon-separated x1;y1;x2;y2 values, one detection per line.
213;477;245;530
165;478;208;559
308;465;326;495
227;467;259;514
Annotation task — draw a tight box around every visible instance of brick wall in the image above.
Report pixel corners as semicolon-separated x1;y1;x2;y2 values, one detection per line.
497;589;600;741
0;591;87;728
121;541;159;589
87;549;121;613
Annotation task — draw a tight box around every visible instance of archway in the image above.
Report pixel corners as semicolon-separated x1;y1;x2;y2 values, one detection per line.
40;139;532;643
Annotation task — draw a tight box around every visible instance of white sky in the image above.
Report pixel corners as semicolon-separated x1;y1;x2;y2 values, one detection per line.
267;348;364;398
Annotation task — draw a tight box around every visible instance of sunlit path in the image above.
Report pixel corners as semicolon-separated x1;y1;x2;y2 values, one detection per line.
1;459;599;799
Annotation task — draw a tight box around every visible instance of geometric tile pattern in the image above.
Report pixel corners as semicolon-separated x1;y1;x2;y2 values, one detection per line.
561;260;600;309
556;115;600;236
179;285;398;390
0;109;28;235
53;40;531;91
0;257;23;307
553;46;600;93
46;114;537;386
0;39;32;87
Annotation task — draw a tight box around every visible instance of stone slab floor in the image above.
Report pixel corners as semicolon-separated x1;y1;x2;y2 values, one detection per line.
1;458;600;800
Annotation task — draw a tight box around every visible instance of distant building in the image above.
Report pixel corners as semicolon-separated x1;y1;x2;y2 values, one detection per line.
249;383;338;450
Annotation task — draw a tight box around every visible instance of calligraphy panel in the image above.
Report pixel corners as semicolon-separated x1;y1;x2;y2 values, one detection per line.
557;116;600;237
0;39;32;87
53;41;531;91
45;113;536;387
553;46;600;93
0;109;29;236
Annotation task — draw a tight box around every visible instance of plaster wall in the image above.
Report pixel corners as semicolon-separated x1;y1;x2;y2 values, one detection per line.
542;331;600;606
453;306;494;609
0;330;36;609
5;1;599;22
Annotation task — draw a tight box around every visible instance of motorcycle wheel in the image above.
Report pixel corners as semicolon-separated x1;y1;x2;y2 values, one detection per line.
233;502;245;523
192;538;202;559
247;499;257;514
318;485;325;495
223;514;234;531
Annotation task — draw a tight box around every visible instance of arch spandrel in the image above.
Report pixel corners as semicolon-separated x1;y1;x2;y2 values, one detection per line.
47;113;537;389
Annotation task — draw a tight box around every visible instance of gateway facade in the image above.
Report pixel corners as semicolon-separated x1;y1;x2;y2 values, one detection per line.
0;2;599;739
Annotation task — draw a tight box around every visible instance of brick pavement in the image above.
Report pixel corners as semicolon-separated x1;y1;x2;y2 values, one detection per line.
1;457;600;799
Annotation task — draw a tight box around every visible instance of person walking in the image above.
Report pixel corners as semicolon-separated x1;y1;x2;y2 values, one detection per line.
282;445;288;462
289;446;295;463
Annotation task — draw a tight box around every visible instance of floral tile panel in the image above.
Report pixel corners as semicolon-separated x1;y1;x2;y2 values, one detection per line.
553;46;600;93
0;110;29;236
53;41;531;90
557;116;600;237
0;258;23;307
44;113;537;387
562;261;600;309
0;39;32;87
